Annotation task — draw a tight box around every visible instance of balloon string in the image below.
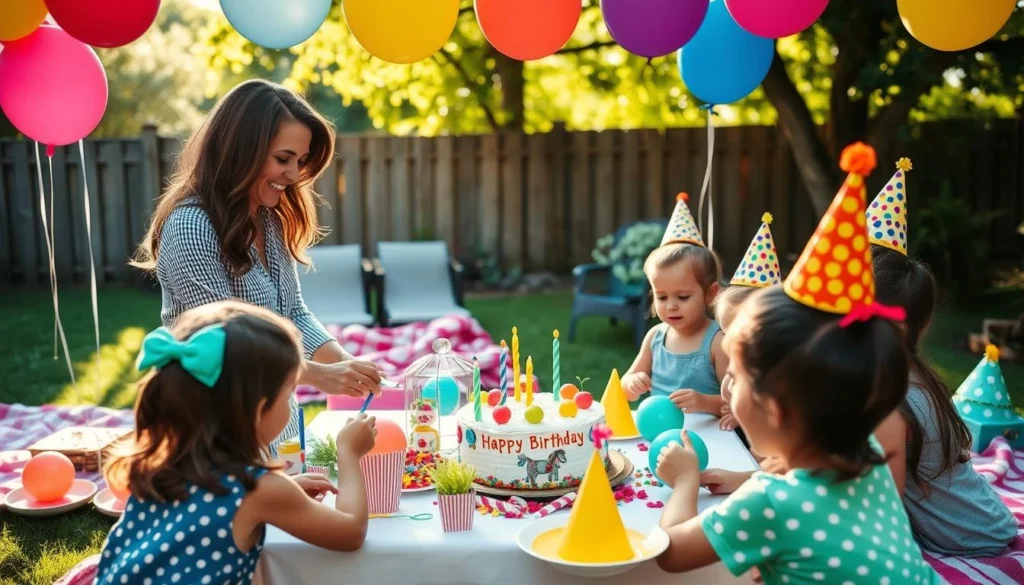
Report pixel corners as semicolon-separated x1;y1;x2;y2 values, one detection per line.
35;143;76;386
697;106;717;251
79;140;102;401
35;143;57;359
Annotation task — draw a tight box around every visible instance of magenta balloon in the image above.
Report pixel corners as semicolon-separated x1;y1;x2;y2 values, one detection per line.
0;25;108;146
725;0;829;39
601;0;709;59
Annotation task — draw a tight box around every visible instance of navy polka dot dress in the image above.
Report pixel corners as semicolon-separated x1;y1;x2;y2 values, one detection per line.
96;470;267;585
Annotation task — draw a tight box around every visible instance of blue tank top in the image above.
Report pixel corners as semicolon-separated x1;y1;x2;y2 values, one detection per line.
96;469;268;585
650;321;722;397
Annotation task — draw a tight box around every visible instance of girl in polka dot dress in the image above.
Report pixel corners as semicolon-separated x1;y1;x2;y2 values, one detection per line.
653;286;942;584
95;301;378;585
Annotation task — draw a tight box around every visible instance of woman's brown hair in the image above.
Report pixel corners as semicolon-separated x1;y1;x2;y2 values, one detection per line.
105;300;302;502
872;244;971;492
733;286;910;481
131;79;335;276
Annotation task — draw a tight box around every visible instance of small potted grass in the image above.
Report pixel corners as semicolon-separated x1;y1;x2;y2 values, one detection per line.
427;459;478;532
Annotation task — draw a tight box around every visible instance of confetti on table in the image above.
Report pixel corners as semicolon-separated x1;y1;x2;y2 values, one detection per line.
645;501;665;509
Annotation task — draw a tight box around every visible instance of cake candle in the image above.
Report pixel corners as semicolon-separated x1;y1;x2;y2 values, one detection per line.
499;340;508;405
552;329;560;401
525;356;534;407
473;357;482;421
512;327;521;402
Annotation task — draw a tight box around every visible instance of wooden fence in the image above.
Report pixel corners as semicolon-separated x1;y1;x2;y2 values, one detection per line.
1;121;1022;288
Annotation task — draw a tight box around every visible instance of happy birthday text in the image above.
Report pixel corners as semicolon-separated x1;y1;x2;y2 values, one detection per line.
479;430;586;454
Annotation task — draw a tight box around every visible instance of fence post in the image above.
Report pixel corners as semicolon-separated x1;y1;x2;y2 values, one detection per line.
136;123;162;290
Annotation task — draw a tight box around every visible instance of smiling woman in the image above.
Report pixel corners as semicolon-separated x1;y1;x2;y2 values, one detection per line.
130;79;383;457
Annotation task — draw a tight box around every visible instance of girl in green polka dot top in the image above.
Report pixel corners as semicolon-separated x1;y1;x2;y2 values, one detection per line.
652;286;943;585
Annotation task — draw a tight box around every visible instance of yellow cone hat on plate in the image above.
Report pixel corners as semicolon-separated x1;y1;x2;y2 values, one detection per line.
661;192;705;247
556;428;634;563
600;369;640;437
866;158;912;255
730;212;782;287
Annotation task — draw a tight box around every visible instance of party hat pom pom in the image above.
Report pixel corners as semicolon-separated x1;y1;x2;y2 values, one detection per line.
761;212;773;225
896;157;913;172
839;142;877;176
591;423;613;449
676;192;689;203
986;344;1000;363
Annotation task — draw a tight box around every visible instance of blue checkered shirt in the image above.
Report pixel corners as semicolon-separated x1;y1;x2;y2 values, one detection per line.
154;198;333;456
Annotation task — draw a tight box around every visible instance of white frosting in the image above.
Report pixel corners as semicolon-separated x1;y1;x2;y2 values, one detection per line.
457;394;605;490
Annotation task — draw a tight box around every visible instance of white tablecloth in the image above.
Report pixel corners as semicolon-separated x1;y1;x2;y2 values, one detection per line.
260;410;758;584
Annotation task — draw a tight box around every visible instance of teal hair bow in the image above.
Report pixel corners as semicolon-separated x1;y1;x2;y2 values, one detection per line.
136;324;227;387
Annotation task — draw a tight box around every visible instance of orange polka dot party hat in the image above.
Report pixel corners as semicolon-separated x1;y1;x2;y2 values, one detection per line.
866;157;912;256
783;143;906;325
661;192;705;247
730;212;781;288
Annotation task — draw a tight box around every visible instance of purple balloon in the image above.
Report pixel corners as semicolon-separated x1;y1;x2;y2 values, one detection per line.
602;0;709;58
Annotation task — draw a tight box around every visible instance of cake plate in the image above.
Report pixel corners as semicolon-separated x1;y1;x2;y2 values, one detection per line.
474;449;634;499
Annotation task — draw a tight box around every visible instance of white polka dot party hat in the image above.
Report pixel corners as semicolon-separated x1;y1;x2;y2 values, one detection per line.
953;345;1022;423
783;143;879;315
660;192;705;248
730;212;781;287
866;158;912;255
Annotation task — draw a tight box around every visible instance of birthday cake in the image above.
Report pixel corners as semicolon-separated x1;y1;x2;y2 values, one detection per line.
456;393;607;491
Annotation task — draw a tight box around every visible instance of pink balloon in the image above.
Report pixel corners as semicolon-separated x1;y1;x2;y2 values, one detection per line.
725;0;829;39
0;24;108;147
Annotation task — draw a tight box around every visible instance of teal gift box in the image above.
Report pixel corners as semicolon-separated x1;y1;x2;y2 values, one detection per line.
953;345;1024;452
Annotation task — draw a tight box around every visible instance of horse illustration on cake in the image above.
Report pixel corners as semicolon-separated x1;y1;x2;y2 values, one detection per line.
518;449;568;488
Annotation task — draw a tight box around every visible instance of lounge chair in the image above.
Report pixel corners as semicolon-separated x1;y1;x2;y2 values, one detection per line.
298;244;376;327
373;241;469;325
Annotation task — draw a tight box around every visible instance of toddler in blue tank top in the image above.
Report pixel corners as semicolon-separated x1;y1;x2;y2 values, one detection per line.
622;240;728;417
96;301;379;585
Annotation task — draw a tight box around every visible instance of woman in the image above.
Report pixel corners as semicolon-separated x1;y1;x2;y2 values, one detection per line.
132;79;381;456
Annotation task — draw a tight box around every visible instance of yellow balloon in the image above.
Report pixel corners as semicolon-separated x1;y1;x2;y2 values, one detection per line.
898;0;1017;52
0;0;47;42
343;0;460;64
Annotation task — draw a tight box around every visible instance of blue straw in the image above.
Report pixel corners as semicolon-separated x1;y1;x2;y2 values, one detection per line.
298;407;306;474
359;393;374;413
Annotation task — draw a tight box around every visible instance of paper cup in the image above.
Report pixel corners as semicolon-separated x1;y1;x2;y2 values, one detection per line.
438;491;475;532
360;451;403;514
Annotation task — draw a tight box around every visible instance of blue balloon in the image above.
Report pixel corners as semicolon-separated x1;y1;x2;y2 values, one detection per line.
637;396;685;442
220;0;332;50
677;0;774;105
422;376;461;415
648;429;709;482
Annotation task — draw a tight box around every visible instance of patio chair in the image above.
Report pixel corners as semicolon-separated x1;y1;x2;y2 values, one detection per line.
298;244;376;327
567;219;668;350
373;241;469;325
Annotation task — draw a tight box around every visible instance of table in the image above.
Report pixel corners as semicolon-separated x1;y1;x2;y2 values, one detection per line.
260;410;759;584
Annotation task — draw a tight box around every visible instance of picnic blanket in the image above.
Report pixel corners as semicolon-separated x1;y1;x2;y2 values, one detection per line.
296;314;527;404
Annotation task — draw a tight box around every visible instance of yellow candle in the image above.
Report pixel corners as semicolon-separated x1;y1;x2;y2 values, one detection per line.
512;326;521;402
526;356;534;407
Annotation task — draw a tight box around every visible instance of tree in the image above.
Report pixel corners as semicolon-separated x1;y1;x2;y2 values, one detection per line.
201;0;1024;212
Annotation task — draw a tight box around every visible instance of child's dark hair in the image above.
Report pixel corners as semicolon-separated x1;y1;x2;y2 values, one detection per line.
106;301;302;502
872;244;971;492
733;286;909;480
714;285;758;329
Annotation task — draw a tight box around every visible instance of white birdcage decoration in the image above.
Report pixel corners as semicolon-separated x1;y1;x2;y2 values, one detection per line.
401;338;474;455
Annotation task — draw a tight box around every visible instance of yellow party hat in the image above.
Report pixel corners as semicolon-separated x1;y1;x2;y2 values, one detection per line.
556;426;634;563
661;193;705;247
600;369;640;437
730;212;781;287
866;158;911;255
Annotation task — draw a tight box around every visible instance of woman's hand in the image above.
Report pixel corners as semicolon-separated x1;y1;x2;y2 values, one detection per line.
293;473;338;501
307;359;383;397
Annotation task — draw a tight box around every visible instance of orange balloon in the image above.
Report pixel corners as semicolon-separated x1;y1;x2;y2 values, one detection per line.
475;0;582;61
0;0;47;42
368;419;408;455
23;451;76;502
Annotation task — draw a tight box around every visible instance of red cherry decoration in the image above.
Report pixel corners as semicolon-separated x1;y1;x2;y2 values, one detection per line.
418;439;427;449
487;389;502;406
493;405;512;425
574;391;593;409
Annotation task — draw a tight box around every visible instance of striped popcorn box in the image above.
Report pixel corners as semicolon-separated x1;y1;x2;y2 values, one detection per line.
437;490;476;532
359;451;403;514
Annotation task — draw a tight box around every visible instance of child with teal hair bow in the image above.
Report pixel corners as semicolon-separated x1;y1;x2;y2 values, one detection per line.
97;300;378;585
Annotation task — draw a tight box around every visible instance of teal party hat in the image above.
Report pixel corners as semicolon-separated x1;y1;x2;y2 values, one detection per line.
953;345;1021;423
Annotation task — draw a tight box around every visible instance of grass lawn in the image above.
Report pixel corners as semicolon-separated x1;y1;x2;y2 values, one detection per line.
1;285;1022;583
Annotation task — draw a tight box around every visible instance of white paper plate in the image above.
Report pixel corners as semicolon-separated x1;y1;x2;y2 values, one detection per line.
93;487;127;518
4;479;98;518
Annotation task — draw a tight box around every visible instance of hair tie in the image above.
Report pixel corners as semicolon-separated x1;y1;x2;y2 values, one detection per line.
136;324;227;387
838;303;906;329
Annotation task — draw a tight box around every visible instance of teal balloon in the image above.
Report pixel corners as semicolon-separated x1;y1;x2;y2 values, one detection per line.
648;429;709;482
422;376;461;415
637;396;685;441
219;0;331;50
